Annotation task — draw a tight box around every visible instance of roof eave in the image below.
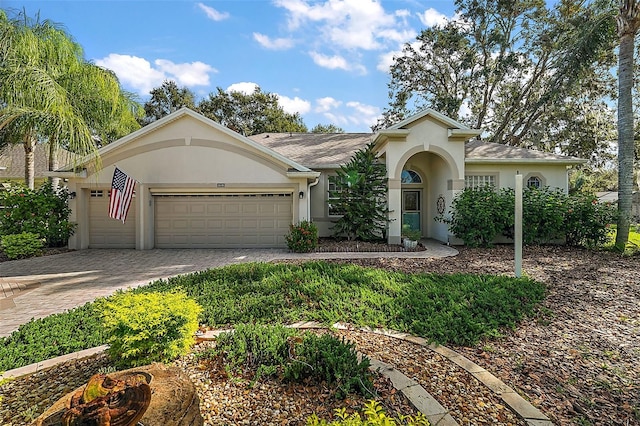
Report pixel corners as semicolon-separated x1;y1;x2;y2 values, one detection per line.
465;158;587;165
286;170;322;179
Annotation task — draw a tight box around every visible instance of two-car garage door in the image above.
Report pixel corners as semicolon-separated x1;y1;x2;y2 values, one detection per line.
154;194;292;248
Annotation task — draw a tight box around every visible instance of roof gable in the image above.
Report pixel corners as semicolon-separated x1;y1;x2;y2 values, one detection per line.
66;108;313;173
388;108;473;130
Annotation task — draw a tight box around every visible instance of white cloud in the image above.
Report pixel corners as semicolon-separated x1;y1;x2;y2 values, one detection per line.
277;94;311;114
253;33;294;50
95;54;215;95
346;101;381;128
315;97;342;112
226;82;259;95
274;0;412;51
197;3;230;21
418;8;449;27
309;51;367;74
154;59;215;87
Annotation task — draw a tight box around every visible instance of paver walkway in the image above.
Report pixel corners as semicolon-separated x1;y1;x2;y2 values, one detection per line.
0;241;457;337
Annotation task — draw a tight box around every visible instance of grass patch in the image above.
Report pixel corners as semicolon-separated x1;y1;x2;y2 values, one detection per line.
0;261;545;371
603;224;640;255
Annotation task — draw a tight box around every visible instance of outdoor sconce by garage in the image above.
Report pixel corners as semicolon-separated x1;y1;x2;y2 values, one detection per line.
299;191;304;199
68;191;77;199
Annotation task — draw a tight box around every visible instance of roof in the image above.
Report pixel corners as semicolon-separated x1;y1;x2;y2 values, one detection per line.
465;140;586;164
0;144;75;180
248;132;374;168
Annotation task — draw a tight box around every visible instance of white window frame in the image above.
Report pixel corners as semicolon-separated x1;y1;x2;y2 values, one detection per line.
464;174;497;190
327;174;344;217
525;173;545;189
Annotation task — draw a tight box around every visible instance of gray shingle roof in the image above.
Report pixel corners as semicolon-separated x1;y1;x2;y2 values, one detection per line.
465;140;585;164
249;133;585;168
248;133;374;168
0;144;75;179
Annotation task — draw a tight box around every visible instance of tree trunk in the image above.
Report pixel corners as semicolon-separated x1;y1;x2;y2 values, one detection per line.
48;136;60;190
23;133;35;190
615;1;639;250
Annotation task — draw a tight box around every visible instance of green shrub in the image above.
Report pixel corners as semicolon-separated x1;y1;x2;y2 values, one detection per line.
0;302;105;371
286;220;319;252
439;186;616;248
307;400;430;425
99;290;202;368
207;323;296;380
284;333;373;399
0;183;76;247
0;232;44;259
204;324;373;399
437;185;510;247
564;194;617;247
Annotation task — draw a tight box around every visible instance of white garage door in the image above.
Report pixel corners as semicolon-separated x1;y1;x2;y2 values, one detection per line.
88;190;136;248
154;194;292;248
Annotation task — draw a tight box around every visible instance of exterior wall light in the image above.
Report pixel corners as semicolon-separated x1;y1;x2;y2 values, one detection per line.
299;191;304;199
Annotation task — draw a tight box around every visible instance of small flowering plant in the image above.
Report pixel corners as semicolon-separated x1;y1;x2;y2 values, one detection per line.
285;220;318;253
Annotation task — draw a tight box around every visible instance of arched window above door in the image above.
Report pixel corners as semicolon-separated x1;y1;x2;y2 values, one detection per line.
401;170;422;184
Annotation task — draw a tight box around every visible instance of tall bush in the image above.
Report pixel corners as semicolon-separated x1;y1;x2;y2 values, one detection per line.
0;183;75;247
439;186;617;248
329;142;389;241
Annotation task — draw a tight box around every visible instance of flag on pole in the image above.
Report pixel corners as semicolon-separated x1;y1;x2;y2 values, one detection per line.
109;167;136;223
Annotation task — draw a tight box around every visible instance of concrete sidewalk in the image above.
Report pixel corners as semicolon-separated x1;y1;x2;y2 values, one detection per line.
0;241;457;337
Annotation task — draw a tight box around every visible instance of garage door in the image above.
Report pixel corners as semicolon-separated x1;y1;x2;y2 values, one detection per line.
154;194;292;248
88;189;136;248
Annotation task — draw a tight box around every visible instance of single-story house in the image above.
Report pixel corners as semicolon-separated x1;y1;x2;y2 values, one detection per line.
55;107;584;249
0;143;73;187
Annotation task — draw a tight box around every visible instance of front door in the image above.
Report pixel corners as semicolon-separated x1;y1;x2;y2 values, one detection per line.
402;190;421;233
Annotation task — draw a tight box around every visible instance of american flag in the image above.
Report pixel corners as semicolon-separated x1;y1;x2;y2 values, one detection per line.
109;167;136;223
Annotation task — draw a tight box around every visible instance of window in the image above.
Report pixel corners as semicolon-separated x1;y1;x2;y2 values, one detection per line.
527;176;542;189
465;175;496;189
90;190;104;197
401;170;422;184
327;175;344;216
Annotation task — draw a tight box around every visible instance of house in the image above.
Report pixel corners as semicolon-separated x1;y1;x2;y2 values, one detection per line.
56;108;584;249
0;143;73;187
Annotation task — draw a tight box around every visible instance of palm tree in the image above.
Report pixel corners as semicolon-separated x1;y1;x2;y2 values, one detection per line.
615;0;640;250
0;10;140;189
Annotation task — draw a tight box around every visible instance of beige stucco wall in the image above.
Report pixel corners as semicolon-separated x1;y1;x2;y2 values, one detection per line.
464;163;570;192
67;113;309;249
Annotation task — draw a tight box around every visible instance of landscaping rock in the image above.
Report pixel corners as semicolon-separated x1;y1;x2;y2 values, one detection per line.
33;363;203;426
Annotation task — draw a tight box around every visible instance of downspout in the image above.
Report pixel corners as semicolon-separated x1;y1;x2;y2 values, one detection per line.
307;177;320;221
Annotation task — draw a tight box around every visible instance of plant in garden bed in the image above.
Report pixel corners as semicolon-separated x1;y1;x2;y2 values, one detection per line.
286;220;319;252
198;324;373;399
97;290;202;368
307;400;430;425
0;183;76;247
0;232;44;259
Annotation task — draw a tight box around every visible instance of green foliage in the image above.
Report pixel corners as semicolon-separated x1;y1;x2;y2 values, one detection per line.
1;262;545;371
0;183;76;247
329;142;389;241
437;185;510;247
285;220;319;252
311;124;345;133
401;223;421;241
564;193;618;247
439;186;617;248
197;86;308;135
284;333;373;399
98;290;202;368
307;400;430;425
0;232;43;259
206;323;296;379
204;324;372;399
0;302;105;371
140;80;196;126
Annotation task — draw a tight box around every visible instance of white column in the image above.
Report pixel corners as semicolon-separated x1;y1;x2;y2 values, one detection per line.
515;173;523;278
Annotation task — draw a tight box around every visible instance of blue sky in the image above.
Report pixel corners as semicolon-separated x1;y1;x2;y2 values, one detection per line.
2;0;457;132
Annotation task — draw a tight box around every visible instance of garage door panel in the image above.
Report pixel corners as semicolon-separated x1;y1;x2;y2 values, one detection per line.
155;194;292;248
89;190;136;248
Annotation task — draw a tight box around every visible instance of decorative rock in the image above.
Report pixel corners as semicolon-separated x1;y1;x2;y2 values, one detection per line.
33;363;203;426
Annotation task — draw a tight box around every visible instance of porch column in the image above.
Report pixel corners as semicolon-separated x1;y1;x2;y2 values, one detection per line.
388;178;402;245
